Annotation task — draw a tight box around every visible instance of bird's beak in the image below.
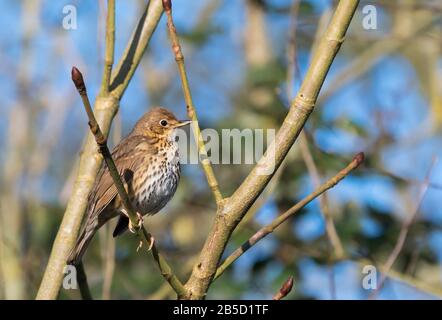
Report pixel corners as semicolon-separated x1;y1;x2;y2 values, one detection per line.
174;120;192;128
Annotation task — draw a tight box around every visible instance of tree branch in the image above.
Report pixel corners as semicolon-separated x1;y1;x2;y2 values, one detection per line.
319;13;441;104
162;0;223;206
214;152;364;280
184;0;360;300
100;0;115;95
285;2;344;259
110;0;164;99
71;67;187;299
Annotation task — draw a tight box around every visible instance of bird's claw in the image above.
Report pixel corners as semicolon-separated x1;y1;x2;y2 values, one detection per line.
147;235;155;251
128;212;144;233
136;240;143;252
136;235;155;252
127;212;154;252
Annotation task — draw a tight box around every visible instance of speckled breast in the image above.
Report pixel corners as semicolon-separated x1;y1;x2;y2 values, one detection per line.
133;141;180;216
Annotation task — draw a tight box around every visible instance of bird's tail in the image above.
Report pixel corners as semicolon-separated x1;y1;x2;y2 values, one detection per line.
67;223;96;266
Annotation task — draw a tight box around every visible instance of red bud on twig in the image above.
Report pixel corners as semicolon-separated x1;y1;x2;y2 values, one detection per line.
273;276;294;300
162;0;172;12
354;152;365;167
71;66;86;94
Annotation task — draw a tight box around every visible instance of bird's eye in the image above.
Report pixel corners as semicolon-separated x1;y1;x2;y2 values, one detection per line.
160;119;168;127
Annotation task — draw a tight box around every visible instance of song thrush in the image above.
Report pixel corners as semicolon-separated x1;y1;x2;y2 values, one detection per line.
67;107;190;265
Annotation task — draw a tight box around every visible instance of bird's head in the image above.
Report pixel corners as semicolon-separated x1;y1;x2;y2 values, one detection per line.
132;107;191;140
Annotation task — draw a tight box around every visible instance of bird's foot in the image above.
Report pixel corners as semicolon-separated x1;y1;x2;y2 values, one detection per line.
128;212;144;233
136;234;155;252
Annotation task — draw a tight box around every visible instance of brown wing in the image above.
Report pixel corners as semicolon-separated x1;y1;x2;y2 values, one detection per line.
86;135;156;221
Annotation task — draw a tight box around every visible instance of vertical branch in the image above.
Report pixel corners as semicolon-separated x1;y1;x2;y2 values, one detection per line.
101;0;115;95
162;0;223;206
101;226;116;300
110;0;164;99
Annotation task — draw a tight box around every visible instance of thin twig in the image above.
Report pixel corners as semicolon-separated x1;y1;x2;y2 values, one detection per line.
299;135;345;258
319;14;442;104
369;167;442;190
101;0;115;95
285;0;301;100
109;0;164;99
162;0;223;206
369;157;438;299
101;109;121;300
214;152;364;280
272;276;294;300
71;66;187;299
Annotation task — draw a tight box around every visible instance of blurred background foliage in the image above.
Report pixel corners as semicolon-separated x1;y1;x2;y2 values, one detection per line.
0;0;442;299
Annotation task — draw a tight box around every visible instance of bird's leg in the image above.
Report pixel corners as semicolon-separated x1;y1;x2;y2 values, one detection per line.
122;210;154;251
128;212;144;233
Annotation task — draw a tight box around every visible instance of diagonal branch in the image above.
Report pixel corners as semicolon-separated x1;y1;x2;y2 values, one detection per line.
71;67;187;299
214;152;364;280
162;0;223;206
285;1;344;259
184;0;360;300
319;14;441;104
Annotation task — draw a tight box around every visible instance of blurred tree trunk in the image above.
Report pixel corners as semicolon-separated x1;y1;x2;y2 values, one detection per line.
392;0;442;128
0;107;27;298
244;0;276;112
0;0;42;299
